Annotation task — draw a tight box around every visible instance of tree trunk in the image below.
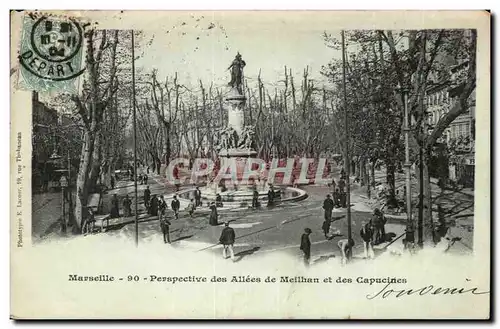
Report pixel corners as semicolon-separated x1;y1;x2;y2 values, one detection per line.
386;161;396;207
371;159;376;188
423;148;433;240
74;130;95;231
89;132;103;189
165;124;171;167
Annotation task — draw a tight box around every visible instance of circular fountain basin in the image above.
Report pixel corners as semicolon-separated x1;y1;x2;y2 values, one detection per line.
176;185;308;208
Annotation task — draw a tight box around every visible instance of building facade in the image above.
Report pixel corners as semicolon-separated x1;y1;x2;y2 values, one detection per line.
426;61;475;188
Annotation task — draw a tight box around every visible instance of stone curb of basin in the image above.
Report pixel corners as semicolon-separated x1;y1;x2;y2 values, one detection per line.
168;187;308;213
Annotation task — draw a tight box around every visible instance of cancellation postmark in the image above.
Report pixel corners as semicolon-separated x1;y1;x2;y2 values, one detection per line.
17;13;86;93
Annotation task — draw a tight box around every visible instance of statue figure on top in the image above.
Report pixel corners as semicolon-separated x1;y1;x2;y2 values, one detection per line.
228;52;246;94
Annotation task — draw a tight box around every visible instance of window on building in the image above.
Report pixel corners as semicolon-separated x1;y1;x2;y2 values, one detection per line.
465;122;470;136
459;124;465;136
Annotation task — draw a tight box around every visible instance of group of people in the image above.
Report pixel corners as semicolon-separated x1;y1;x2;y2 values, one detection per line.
330;178;348;208
109;194;133;219
137;173;149;185
359;208;387;259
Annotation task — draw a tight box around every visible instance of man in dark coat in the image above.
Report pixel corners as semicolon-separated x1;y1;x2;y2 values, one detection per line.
110;194;120;218
219;222;236;261
194;186;202;207
143;174;148;185
338;178;346;193
360;221;375;259
159;210;172;244
171;195;180;220
158;195;167;220
322;195;334;238
122;194;132;217
372;208;386;244
323;194;334;220
143;186;151;212
267;186;275;207
150;194;158;216
342;191;348;208
252;189;259;209
300;228;312;267
209;202;219;226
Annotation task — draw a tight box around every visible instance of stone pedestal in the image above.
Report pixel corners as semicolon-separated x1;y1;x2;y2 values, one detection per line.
222;87;257;158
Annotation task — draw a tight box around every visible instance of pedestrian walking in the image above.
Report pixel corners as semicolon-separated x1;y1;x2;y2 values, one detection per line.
173;166;180;191
338;178;346;193
150;194;158;216
219;222;236;261
171;195;180;220
300;228;312;267
143;174;148;185
337;238;355;266
138;174;143;185
122;194;132;217
186;199;195;218
372;208;386;244
158;195;167;220
143;186;151;212
159;212;172;244
110;176;115;190
209;202;219;226
110;194;120;218
330;177;336;192
194;186;202;207
252;189;259;209
322;195;334;238
323;194;334;221
403;225;416;253
267;185;275;207
360;221;375;259
215;193;223;207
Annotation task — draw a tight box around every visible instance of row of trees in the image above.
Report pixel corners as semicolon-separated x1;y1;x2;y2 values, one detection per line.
50;27;475;235
322;29;476;238
134;65;342;169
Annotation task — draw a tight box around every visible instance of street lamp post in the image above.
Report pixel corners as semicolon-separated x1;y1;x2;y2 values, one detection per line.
67;150;73;232
341;30;352;256
131;30;139;247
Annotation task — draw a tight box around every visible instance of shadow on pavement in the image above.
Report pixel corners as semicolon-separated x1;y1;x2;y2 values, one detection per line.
172;234;194;243
327;233;344;241
234;246;261;263
313;253;336;265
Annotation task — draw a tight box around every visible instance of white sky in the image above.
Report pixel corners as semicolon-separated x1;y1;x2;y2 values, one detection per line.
132;12;344;91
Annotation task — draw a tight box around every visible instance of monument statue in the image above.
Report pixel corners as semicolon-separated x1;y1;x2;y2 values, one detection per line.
228;52;246;94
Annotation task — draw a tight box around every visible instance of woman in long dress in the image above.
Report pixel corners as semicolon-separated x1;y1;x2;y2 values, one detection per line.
209;202;219;226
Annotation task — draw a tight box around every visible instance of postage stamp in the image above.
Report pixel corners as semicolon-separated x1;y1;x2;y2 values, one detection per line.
17;13;86;93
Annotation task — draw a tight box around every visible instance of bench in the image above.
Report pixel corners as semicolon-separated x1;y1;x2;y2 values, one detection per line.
94;214;111;232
